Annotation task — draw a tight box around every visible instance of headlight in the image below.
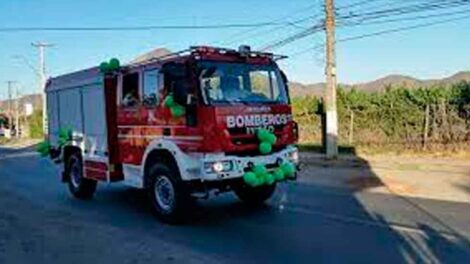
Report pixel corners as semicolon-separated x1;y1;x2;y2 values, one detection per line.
204;161;234;174
213;162;224;172
289;150;299;164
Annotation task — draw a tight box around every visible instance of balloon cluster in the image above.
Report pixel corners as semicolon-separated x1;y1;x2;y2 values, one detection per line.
36;127;72;157
36;140;51;157
99;58;120;73
257;128;277;154
243;162;296;187
58;127;72;147
163;94;185;118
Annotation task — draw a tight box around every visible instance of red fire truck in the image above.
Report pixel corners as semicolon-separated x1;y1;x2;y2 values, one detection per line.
46;46;299;223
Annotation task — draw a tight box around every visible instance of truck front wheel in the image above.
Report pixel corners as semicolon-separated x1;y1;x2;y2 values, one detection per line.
146;163;190;224
66;153;97;199
234;184;276;206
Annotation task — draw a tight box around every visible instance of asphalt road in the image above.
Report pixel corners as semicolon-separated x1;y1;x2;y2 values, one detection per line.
1;146;470;263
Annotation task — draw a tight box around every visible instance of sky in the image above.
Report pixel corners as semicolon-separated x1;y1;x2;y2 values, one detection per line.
1;0;470;99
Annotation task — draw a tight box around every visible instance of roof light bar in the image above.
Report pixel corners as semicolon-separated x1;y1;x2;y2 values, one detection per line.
190;45;288;61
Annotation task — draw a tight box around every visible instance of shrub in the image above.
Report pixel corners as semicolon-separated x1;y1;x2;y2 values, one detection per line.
28;110;43;139
292;82;470;149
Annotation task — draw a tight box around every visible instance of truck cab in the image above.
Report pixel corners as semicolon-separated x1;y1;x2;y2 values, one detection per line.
46;46;299;223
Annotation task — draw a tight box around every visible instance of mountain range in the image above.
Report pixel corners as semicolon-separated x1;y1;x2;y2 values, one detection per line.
288;71;470;97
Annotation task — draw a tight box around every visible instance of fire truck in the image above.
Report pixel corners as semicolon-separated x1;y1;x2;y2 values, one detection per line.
46;46;299;223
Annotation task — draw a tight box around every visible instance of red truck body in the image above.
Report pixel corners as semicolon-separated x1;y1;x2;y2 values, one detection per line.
46;46;299;222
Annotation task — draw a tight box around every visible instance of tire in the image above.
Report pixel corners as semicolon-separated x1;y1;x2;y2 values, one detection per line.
146;162;190;224
234;183;277;206
66;153;97;200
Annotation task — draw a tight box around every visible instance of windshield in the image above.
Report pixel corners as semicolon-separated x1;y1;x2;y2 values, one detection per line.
198;61;288;105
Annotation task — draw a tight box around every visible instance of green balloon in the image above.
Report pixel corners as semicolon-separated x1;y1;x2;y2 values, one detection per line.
170;105;185;117
273;168;285;181
253;177;263;187
243;172;258;186
257;129;270;142
281;162;296;177
108;58;120;70
36;141;50;157
259;142;272;154
265;133;277;145
265;173;275;185
256;173;266;186
99;62;109;72
164;95;175;107
252;164;267;176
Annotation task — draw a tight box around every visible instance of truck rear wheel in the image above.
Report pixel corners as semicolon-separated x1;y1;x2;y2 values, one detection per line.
234;184;276;206
66;153;97;200
146;163;190;224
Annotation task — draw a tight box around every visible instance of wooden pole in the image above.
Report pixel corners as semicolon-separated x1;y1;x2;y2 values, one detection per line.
423;104;430;149
324;0;338;158
349;108;354;145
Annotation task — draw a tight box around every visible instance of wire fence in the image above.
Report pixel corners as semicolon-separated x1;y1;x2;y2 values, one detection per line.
293;82;470;150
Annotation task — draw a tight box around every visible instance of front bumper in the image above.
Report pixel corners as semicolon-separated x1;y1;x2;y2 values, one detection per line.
187;145;299;181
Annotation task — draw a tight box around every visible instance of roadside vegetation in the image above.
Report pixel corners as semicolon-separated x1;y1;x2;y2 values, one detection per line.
28;110;43;139
0;110;43;147
293;81;470;155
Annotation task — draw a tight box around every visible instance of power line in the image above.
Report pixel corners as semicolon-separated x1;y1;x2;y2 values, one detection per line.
264;0;470;52
0;20;317;33
218;3;321;46
336;0;381;10
222;15;317;46
259;24;324;51
287;13;470;58
338;13;470;43
337;0;470;21
337;0;436;12
338;7;470;27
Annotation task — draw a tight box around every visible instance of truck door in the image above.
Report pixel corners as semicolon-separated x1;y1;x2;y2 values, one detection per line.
116;69;167;166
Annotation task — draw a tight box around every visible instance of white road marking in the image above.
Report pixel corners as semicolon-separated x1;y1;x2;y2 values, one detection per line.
0;151;38;161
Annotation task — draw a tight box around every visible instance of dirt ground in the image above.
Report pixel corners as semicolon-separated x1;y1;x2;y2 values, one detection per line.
299;152;470;203
0;138;41;148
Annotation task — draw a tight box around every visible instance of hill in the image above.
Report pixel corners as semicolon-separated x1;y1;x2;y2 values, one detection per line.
289;71;470;97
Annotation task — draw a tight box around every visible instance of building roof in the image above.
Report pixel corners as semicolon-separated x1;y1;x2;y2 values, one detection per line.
130;48;172;64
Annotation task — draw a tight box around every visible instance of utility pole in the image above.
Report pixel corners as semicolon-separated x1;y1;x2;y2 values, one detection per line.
32;41;54;135
6;81;16;131
324;0;338;158
15;85;20;138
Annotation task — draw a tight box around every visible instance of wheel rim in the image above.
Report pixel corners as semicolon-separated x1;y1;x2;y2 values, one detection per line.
70;158;81;188
154;175;175;213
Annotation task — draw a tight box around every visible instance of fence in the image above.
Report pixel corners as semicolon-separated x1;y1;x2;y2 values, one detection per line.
292;82;470;150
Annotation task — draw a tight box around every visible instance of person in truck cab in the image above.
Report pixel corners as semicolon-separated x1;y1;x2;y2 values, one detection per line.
203;79;222;101
123;90;139;107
